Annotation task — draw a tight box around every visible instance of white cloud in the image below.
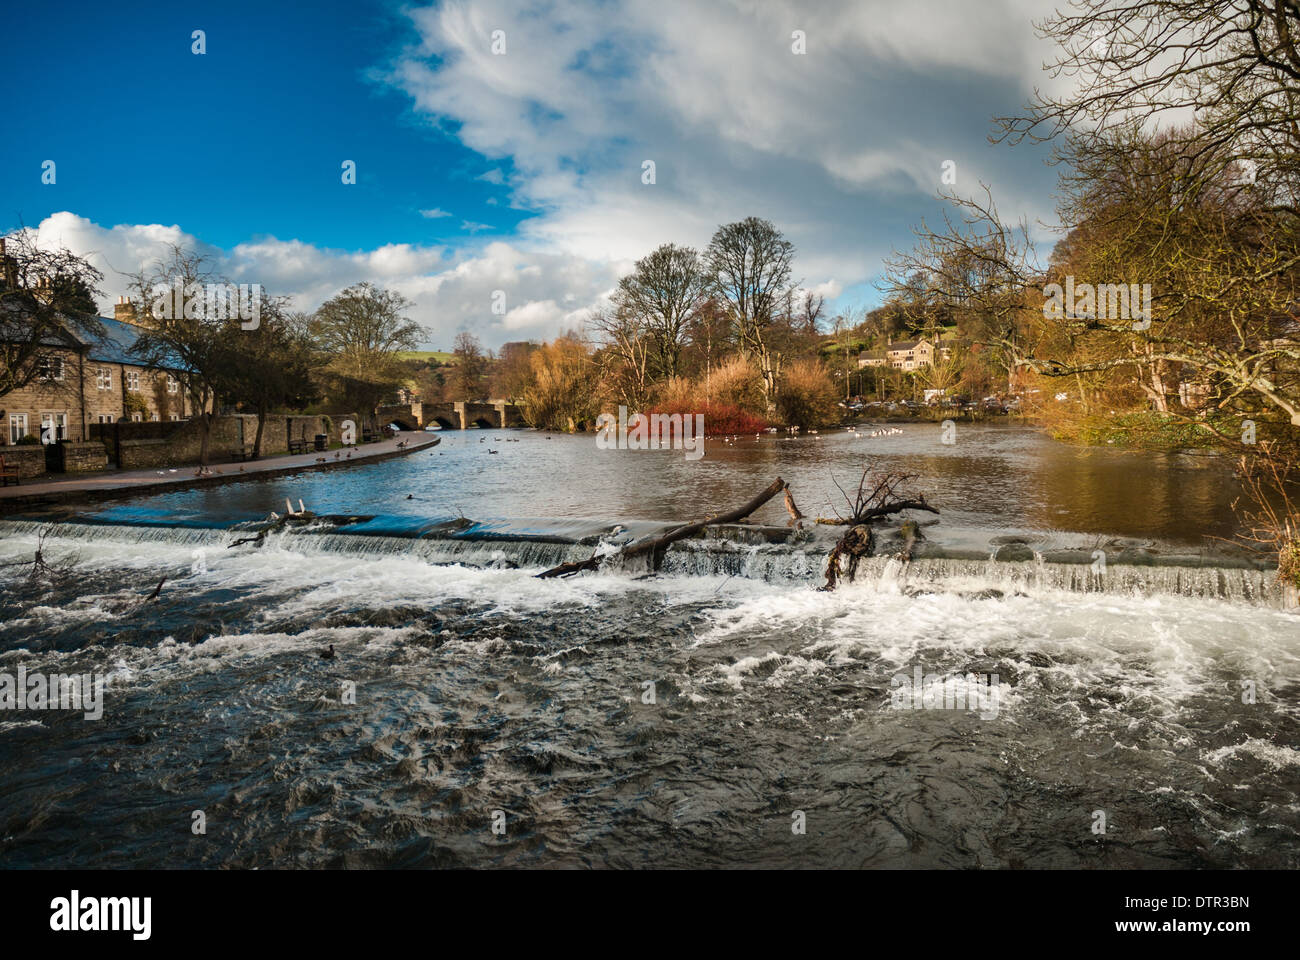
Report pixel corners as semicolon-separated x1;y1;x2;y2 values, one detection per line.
419;207;453;218
22;212;619;350
385;0;1062;304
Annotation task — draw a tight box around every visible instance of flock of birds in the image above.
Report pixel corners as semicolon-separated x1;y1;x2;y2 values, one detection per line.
847;426;905;439
479;436;522;454
717;425;905;445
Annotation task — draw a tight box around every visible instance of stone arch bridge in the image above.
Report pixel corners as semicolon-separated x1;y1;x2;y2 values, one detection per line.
376;400;526;431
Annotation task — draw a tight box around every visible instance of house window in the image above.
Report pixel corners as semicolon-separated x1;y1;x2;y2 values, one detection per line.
97;414;114;424
9;414;28;445
96;368;113;391
131;413;143;422
166;375;180;395
126;371;141;391
39;355;65;381
150;413;160;422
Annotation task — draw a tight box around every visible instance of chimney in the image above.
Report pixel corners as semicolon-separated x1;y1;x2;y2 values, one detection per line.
0;238;17;290
115;295;137;324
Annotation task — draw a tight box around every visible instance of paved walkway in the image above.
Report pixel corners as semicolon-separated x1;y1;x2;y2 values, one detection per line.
0;435;440;511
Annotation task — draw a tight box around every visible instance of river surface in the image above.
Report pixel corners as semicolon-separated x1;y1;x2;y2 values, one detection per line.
46;422;1244;543
0;424;1297;868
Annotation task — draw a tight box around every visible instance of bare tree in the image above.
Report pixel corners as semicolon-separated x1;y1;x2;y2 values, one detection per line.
706;217;796;415
449;331;488;401
0;230;104;404
996;0;1300;225
611;243;709;381
125;245;236;465
591;306;656;409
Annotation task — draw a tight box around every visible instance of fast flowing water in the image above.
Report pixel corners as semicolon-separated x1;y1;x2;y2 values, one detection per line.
0;424;1296;868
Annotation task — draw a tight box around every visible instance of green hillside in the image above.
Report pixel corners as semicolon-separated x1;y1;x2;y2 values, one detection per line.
396;350;457;364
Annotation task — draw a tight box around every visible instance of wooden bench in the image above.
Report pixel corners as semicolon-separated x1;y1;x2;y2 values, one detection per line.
287;438;310;455
0;454;21;487
231;445;256;462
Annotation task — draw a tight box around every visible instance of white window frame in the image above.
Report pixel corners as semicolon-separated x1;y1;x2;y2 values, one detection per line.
9;413;29;445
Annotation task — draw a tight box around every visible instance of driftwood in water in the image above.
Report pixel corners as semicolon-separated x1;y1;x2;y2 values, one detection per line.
0;527;79;585
783;483;805;527
815;467;937;526
822;525;874;591
814;499;937;525
227;508;319;549
537;477;788;579
819;467;939;591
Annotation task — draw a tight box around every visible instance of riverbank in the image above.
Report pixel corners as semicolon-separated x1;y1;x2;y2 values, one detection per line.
0;435;440;513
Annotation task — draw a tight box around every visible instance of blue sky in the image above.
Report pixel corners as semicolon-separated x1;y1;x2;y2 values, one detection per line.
5;0;1062;349
5;0;516;249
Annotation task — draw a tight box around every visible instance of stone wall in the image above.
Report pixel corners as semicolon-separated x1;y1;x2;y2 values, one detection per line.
0;446;47;479
115;413;357;470
47;442;109;474
117;438;183;471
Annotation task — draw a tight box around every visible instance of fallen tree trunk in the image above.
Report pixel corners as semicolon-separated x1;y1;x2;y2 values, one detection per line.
815;498;938;525
537;477;787;579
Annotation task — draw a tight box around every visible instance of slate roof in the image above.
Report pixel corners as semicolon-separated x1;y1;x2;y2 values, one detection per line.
0;307;187;372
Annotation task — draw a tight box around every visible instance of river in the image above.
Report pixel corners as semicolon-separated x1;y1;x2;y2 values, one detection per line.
0;424;1296;867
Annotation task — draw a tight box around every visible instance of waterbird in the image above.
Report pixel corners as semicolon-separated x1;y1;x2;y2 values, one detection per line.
319;644;336;660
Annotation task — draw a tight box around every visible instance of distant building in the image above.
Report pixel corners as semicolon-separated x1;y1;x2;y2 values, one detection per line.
1;295;197;446
857;337;970;372
887;339;934;370
857;349;888;368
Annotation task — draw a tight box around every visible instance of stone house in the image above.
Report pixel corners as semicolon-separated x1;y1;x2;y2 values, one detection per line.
859;338;941;371
886;339;936;370
1;302;195;447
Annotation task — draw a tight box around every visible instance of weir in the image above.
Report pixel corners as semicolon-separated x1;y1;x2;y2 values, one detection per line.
0;519;1286;606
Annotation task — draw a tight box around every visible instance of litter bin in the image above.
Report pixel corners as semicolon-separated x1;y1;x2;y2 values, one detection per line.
314;434;328;452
